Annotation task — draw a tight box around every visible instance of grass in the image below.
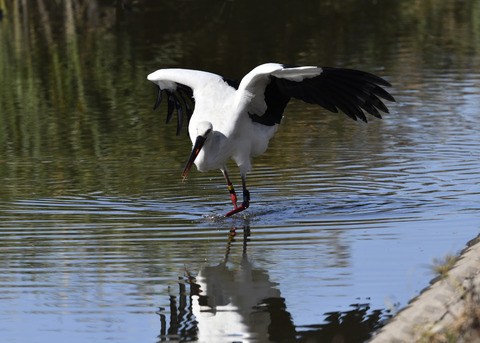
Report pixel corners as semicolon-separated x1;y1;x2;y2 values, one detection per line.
416;253;480;343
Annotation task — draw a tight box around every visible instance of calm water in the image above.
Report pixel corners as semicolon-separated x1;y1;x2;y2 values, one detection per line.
1;1;480;342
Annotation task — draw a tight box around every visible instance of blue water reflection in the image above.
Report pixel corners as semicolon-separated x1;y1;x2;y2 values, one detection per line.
157;228;389;342
0;190;478;342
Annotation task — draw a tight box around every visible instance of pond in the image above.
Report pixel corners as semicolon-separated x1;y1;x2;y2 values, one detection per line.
1;1;480;342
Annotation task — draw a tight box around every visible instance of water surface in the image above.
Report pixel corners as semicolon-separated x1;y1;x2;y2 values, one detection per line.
1;1;480;342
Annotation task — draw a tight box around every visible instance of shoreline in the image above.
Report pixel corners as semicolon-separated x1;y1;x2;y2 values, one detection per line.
369;234;480;342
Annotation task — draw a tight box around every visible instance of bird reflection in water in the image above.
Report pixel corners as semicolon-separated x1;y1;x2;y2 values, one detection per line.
156;228;390;342
156;227;295;342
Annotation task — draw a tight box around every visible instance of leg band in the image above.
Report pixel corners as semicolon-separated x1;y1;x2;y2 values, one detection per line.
243;190;250;203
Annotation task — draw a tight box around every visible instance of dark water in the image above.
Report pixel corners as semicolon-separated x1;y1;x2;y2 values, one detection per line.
1;1;480;342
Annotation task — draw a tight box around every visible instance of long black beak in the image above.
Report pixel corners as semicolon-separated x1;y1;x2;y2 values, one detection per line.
182;136;206;182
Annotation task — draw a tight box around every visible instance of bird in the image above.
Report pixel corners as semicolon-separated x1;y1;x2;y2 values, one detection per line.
147;63;395;217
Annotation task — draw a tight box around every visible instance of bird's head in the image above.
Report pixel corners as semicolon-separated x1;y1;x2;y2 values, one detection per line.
182;121;213;182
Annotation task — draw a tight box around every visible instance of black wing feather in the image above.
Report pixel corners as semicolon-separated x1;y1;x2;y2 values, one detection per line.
252;66;395;125
165;91;176;125
249;78;290;126
314;74;370;121
271;67;395;122
173;94;183;136
152;83;196;136
178;87;195;120
153;86;163;110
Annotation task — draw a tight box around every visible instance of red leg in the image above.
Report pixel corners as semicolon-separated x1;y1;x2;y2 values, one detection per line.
224;174;250;217
222;169;238;209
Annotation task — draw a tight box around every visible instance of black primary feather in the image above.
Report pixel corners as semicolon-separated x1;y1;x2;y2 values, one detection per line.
178;86;195;120
165;91;175;124
153;84;196;136
173;94;184;136
270;66;395;123
153;86;163;110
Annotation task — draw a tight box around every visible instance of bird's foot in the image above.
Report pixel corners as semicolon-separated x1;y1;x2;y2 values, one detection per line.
224;201;249;217
224;191;249;217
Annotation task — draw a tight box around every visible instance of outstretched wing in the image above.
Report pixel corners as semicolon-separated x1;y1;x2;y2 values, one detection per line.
147;68;227;136
238;63;395;125
151;84;194;136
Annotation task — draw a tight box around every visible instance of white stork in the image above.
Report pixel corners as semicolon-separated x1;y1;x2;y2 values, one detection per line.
147;63;395;217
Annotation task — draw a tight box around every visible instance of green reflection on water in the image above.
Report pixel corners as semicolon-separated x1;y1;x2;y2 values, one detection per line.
0;0;479;201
